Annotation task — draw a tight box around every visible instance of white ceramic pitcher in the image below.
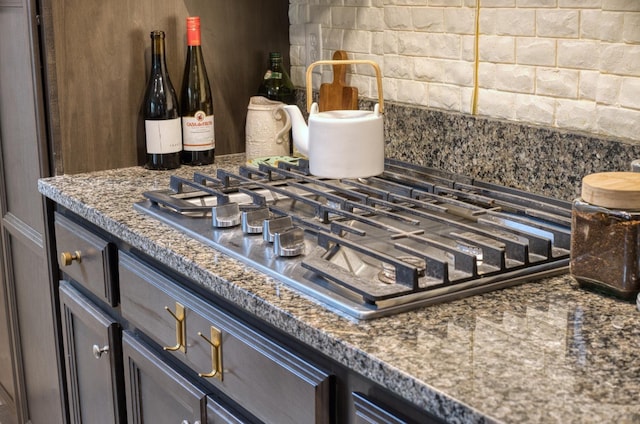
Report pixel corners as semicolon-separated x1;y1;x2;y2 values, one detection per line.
245;96;292;160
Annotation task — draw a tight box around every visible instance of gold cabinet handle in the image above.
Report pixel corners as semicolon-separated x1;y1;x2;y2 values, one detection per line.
163;302;186;353
92;344;109;359
197;326;223;380
60;250;82;266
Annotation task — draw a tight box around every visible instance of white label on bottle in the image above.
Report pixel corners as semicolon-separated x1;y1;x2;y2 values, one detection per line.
145;118;182;154
182;111;215;152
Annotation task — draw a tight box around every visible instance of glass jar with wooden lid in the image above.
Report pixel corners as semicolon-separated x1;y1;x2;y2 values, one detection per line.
570;172;640;300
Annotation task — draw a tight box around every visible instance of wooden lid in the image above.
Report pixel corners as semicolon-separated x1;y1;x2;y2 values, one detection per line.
581;172;640;209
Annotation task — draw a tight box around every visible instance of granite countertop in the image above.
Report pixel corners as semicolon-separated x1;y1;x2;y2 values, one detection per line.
38;154;640;424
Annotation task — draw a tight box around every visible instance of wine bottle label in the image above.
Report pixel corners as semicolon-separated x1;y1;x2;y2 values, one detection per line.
145;118;182;154
263;70;283;80
182;111;214;151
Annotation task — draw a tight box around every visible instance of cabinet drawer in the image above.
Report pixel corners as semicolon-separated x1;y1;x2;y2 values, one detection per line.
55;213;117;306
123;331;206;424
119;252;332;424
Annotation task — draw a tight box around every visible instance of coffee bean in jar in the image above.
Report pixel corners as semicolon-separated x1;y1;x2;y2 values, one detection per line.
570;172;640;300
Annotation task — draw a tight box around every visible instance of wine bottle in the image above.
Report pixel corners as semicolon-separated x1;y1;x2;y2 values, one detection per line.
142;30;182;170
180;16;215;165
257;52;295;104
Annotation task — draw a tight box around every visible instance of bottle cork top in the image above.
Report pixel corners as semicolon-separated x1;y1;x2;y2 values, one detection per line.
581;172;640;209
186;17;201;46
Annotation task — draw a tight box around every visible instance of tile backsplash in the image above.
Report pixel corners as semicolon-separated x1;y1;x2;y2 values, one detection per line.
288;1;640;144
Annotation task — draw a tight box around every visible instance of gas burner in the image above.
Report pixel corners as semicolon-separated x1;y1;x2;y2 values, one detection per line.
135;159;571;320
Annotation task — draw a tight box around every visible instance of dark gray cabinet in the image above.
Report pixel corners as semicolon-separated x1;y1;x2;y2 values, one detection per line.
59;281;125;424
53;211;333;423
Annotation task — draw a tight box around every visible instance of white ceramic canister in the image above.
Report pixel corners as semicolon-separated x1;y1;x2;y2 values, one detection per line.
245;96;291;160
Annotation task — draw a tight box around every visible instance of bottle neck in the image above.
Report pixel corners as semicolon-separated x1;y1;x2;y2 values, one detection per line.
150;32;168;72
269;58;283;71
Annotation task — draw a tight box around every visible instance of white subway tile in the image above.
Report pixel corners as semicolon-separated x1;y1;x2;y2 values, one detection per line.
494;64;536;93
325;28;344;52
429;84;462;110
536;68;579;98
515;93;555;125
412;7;445;32
398;32;431;55
332;6;358;28
580;10;602;40
358;7;385;31
414;57;445;81
476;88;517;119
516;0;557;8
443;60;475;85
430;0;464;6
384;6;413;30
623;13;640;43
537;10;579;38
494;9;535;36
557;40;600;70
579;70;600;101
479;35;516;63
371;32;385;55
478;62;497;88
383;31;400;54
397;79;429;105
558;0;601;8
599;12;625;42
461;35;476;61
620;77;640;110
429;33;463;59
600;43;640;77
556;99;598;132
385;55;415;78
597;106;640;140
516;38;556;66
595;74;621;105
461;87;475;113
603;0;640;12
479;8;496;35
481;0;516;7
444;8;476;35
344;29;373;53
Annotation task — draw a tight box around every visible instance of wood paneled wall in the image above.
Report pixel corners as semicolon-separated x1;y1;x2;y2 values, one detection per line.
44;0;289;174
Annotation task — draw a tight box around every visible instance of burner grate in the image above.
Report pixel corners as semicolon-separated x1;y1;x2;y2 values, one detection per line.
135;158;571;319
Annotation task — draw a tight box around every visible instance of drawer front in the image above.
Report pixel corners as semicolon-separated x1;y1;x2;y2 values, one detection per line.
55;213;117;306
119;252;332;424
123;331;205;424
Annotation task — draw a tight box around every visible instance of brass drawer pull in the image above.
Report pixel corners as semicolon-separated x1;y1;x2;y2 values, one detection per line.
163;302;186;353
197;326;223;380
60;250;82;266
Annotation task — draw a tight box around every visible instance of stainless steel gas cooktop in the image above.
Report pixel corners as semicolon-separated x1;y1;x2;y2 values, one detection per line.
134;158;571;320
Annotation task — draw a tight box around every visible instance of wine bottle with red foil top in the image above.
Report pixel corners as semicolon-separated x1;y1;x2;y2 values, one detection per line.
180;16;215;165
142;30;182;170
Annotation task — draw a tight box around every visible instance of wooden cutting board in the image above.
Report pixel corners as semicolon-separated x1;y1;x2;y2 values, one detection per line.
581;172;640;209
319;50;358;112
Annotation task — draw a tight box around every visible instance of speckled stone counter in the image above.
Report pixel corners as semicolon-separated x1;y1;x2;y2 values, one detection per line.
38;155;640;424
